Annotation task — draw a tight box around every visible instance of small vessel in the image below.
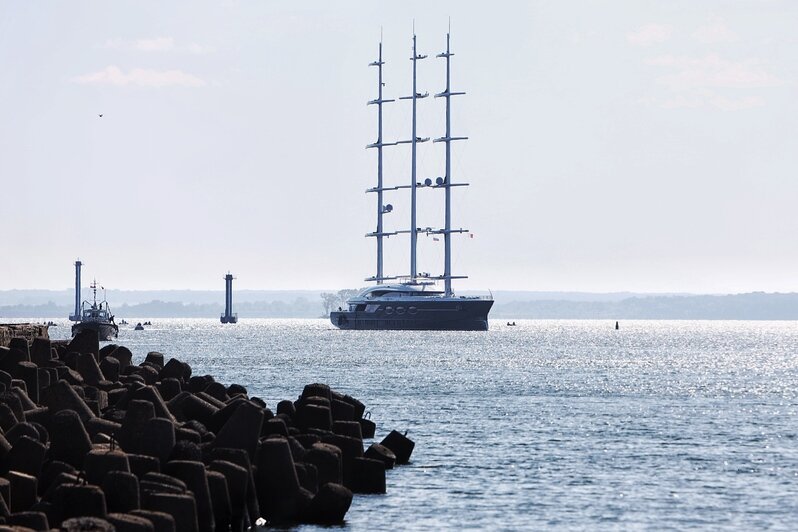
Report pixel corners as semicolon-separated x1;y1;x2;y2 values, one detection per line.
71;280;119;340
120;319;128;325
134;323;144;331
330;32;493;331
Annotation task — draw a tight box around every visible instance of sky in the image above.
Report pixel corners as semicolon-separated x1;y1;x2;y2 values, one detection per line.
1;0;796;293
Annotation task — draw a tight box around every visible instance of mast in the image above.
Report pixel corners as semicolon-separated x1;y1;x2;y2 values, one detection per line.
366;40;396;284
434;31;468;297
400;33;429;280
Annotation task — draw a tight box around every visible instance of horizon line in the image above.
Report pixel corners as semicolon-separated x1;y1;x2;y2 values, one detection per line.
1;288;798;296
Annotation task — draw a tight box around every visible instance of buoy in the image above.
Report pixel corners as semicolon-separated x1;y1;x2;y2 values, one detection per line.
615;321;619;330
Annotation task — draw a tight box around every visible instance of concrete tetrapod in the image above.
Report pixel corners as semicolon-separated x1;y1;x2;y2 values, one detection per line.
365;443;397;469
0;336;416;529
7;510;49;530
130;509;176;532
255;437;301;523
212;400;264;461
162;461;214;532
206;470;232;531
350;457;386;494
106;512;156;532
61;516;115;531
102;471;140;514
84;450;130;486
208;460;248;532
380;430;416;464
307;482;353;524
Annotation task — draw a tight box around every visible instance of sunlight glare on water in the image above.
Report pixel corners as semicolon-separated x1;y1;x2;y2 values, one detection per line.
48;319;798;529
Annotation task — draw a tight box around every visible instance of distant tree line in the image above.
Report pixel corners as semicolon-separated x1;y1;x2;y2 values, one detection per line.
320;289;361;316
489;292;798;320
0;297;320;319
2;292;797;320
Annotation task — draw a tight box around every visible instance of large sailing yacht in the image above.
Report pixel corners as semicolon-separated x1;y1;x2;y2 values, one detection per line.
330;32;493;331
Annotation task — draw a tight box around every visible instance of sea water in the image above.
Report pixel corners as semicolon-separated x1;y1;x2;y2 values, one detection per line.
46;319;798;530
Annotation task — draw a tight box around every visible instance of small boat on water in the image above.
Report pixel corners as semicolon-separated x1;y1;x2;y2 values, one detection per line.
330;32;493;331
71;280;119;340
120;319;128;325
134;323;144;331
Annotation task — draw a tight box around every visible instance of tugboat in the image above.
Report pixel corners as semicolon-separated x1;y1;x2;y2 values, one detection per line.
71;280;119;340
330;32;493;331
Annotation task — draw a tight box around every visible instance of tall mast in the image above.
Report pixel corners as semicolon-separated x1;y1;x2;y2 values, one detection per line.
400;33;429;280
366;38;397;284
434;31;468;297
376;42;385;284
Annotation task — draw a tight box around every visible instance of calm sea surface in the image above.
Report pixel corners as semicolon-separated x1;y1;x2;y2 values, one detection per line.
43;319;798;530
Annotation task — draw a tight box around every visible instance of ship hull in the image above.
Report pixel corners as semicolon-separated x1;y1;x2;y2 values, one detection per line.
330;299;493;331
71;321;119;341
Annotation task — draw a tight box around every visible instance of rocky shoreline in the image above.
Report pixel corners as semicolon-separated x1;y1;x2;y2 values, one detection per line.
0;329;415;530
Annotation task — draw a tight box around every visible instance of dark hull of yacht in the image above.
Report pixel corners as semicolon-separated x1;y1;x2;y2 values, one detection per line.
330;298;493;331
71;320;119;341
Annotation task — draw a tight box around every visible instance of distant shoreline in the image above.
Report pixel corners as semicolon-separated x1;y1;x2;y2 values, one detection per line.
1;290;796;320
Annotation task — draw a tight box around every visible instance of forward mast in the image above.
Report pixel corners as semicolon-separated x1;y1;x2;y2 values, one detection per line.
365;40;397;284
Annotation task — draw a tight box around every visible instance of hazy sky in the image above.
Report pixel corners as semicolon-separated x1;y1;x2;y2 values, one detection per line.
2;1;796;293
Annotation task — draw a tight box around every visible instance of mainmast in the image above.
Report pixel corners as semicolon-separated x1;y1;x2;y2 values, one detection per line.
90;279;98;309
434;32;468;297
399;34;429;280
366;40;397;283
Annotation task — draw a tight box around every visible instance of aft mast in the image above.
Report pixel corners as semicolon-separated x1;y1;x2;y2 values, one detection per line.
434;31;468;297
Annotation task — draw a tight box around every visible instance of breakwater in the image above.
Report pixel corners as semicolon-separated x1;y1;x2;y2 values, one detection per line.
0;330;415;530
0;324;49;348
